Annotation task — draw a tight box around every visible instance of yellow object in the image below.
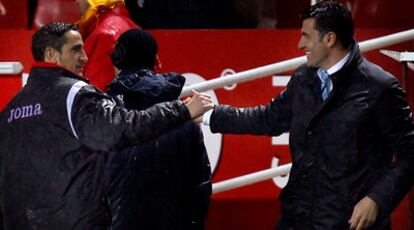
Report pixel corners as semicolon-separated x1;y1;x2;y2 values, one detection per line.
77;0;125;36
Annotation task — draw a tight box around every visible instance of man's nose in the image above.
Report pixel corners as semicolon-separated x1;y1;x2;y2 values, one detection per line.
80;49;88;63
297;37;305;50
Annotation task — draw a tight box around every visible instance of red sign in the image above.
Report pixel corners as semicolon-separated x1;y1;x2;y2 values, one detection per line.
0;29;413;229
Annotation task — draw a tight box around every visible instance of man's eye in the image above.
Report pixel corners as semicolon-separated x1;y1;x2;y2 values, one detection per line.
72;46;83;52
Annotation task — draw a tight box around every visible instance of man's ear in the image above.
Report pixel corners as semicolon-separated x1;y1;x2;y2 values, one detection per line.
325;32;337;48
44;47;59;64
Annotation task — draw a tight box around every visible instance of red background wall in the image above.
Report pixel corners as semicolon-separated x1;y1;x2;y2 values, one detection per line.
1;0;414;228
0;28;413;229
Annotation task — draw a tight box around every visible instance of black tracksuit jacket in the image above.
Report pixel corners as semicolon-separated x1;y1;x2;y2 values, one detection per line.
0;63;191;230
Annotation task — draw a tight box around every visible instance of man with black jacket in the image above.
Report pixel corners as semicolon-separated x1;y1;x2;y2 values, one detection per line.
202;1;414;229
106;29;211;230
0;22;212;230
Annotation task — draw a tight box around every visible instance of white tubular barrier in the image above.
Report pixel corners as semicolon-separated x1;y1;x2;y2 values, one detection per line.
0;62;23;75
359;29;414;52
181;28;414;97
408;62;414;72
213;163;292;194
181;56;306;97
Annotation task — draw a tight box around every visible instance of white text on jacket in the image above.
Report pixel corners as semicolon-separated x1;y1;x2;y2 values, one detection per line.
7;103;43;123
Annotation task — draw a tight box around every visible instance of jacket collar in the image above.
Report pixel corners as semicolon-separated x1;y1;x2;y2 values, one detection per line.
329;41;363;86
30;62;89;83
302;41;363;106
107;69;185;110
304;41;363;86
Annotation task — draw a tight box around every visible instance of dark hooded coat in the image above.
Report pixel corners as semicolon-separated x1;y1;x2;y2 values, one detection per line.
106;69;212;230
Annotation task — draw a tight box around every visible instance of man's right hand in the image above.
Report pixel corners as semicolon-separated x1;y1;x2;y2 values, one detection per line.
184;90;213;119
348;196;379;230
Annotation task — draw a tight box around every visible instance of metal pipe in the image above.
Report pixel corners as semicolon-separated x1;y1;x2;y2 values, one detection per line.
0;62;23;75
213;163;292;194
181;29;414;97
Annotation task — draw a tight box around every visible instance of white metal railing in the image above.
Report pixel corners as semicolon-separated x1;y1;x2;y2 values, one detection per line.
0;62;23;75
181;28;414;97
408;62;414;72
213;163;292;194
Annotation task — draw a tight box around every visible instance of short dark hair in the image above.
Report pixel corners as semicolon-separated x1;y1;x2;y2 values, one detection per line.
31;22;79;62
300;0;354;49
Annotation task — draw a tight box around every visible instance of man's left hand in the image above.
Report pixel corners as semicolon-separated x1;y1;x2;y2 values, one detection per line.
348;196;379;230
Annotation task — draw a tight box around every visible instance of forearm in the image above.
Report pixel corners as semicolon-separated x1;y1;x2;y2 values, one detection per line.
210;104;289;136
75;97;190;151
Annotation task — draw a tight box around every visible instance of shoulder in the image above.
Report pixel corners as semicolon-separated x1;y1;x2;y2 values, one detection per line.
161;72;185;79
293;64;309;75
292;64;315;79
57;70;94;90
160;72;186;85
97;14;138;37
358;59;399;90
289;64;317;87
86;17;137;47
60;77;109;104
65;80;99;101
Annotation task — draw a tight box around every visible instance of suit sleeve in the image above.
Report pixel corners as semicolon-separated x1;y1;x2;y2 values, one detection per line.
367;79;414;216
210;72;298;136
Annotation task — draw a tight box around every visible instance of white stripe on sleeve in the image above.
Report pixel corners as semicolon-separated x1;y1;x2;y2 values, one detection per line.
66;81;88;139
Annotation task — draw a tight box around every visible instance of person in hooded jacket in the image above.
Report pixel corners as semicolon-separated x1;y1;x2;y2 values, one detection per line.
105;29;212;230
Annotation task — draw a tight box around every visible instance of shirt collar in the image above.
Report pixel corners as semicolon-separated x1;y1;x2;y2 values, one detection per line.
325;52;351;75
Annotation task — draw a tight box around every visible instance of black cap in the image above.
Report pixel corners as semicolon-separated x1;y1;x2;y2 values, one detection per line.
111;29;158;70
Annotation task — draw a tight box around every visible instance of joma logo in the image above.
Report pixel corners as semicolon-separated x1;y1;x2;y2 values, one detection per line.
7;103;43;123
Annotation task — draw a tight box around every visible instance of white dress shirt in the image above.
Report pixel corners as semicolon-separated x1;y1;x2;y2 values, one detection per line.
318;52;351;92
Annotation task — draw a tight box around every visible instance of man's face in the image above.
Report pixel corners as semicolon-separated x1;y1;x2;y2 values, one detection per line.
55;30;88;75
298;18;330;69
75;0;90;15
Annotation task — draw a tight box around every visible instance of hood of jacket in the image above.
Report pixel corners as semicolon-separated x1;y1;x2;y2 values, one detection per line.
106;68;185;110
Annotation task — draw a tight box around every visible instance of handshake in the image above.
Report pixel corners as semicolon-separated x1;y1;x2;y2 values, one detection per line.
182;90;214;120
